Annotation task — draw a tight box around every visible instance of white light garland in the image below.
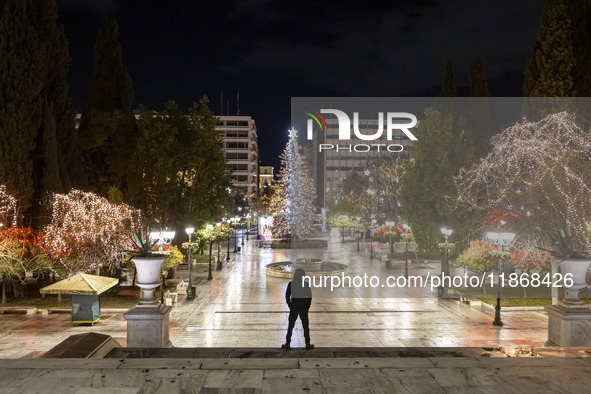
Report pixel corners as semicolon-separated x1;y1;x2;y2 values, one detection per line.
44;189;140;275
0;185;17;227
455;112;591;252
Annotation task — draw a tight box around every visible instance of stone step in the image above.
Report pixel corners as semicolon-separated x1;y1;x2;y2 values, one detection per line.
105;346;591;359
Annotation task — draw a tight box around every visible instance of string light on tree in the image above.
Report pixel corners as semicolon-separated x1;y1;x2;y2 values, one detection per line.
270;128;316;240
454;112;591;252
0;185;17;227
44;189;140;275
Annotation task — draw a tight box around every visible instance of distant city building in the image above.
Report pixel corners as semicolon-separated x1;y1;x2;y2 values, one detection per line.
258;165;274;190
311;117;414;218
216;115;259;201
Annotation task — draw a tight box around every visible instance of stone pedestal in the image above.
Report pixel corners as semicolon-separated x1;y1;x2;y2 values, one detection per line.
546;303;591;346
123;304;172;348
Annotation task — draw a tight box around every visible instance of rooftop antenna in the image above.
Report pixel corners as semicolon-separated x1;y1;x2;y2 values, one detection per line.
220;90;223;116
237;90;240;115
227;99;229;116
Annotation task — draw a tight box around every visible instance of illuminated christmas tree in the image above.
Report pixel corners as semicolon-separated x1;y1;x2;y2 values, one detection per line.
270;129;316;240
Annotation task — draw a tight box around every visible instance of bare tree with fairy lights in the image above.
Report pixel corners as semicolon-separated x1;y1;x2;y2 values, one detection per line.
454;112;591;253
44;189;139;276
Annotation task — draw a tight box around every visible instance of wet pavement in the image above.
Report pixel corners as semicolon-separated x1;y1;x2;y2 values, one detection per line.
0;236;549;358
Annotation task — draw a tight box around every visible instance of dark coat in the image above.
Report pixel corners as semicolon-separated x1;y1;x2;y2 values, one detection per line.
285;281;312;310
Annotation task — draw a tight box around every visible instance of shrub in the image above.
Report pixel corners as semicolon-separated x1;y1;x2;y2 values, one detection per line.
456;240;509;272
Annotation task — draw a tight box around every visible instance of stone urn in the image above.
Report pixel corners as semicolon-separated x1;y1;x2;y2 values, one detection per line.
133;255;166;306
559;259;591;305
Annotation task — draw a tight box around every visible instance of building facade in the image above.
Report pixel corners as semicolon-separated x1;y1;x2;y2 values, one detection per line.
258;165;274;190
216;116;259;201
311;117;414;215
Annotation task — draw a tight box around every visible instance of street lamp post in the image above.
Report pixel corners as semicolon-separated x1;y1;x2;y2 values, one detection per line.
385;221;395;260
185;226;195;300
253;211;258;240
232;217;238;252
439;227;453;298
403;224;410;279
369;228;374;260
357;217;361;252
486;226;515;327
216;222;223;270
238;207;244;247
226;227;231;261
206;224;213;280
246;213;251;240
241;223;245;247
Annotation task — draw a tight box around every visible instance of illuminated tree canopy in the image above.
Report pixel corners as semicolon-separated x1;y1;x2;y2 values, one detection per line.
44;189;139;275
454;112;591;252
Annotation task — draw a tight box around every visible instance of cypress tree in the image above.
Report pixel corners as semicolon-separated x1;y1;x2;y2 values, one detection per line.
0;0;79;225
44;11;85;191
467;56;492;156
523;0;576;97
0;0;40;223
79;18;135;194
438;57;458;97
523;0;577;120
40;101;61;195
566;0;591;99
523;50;539;98
468;56;489;97
435;57;458;117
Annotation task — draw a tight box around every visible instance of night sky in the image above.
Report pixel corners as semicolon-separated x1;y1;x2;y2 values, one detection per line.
58;0;545;169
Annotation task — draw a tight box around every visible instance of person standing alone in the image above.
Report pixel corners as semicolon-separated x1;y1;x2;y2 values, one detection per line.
282;268;314;350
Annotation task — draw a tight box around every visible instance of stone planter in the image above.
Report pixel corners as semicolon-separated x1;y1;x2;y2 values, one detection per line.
166;265;177;280
133;256;166;307
376;243;390;253
559;259;591;305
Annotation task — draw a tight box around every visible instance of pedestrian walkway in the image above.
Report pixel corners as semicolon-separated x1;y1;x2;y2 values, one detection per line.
0;237;549;358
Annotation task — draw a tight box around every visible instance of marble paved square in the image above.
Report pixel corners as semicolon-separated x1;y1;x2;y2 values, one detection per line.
0;238;549;358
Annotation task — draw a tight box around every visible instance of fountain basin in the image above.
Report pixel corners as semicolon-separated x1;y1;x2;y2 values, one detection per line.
293;258;323;271
266;261;348;278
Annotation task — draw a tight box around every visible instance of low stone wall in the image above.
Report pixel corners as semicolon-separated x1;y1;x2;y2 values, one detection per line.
258;239;328;249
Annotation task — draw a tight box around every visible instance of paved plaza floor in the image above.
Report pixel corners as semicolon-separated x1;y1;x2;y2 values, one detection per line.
0;236;549;358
